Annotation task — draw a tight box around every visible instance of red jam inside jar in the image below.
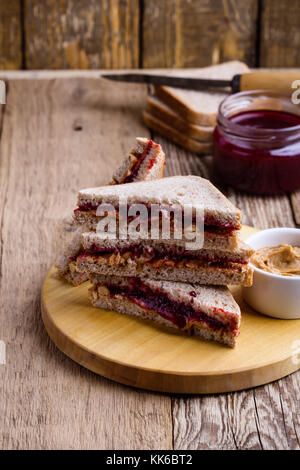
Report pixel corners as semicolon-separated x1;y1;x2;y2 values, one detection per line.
213;90;300;194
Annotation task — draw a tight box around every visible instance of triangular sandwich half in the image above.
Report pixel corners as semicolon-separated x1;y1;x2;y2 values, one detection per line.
89;275;241;347
74;175;242;250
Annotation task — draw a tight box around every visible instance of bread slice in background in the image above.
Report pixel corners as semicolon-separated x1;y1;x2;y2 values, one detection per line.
154;61;249;126
143;111;213;154
146;96;214;142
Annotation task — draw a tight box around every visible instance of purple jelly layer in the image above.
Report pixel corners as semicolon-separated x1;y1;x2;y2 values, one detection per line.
101;280;237;333
79;245;247;268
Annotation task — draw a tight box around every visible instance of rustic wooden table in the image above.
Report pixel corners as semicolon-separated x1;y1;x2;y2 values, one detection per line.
0;71;299;450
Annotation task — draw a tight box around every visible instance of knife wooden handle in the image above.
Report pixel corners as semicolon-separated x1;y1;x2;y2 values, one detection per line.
237;72;300;94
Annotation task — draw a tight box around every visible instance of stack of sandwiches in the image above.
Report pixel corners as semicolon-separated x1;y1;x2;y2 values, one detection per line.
56;137;253;348
70;174;253;348
143;61;249;154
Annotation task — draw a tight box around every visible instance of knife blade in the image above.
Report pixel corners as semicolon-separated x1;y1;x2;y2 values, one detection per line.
102;72;300;94
101;73;233;91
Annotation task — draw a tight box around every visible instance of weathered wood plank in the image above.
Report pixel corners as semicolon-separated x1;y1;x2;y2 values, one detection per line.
259;0;300;67
158;135;211;179
0;0;22;69
172;377;300;450
276;373;300;449
249;378;300;450
172;392;263;449
229;189;295;229
25;0;139;69
143;0;258;68
0;79;172;449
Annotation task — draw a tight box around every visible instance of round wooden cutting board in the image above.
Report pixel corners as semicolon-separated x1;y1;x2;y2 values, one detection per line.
41;226;300;394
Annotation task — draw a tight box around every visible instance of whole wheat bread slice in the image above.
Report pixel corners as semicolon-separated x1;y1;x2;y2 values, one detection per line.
154;61;249;126
81;231;253;261
78;254;253;287
76;175;241;230
143;111;213;154
74;212;240;250
78;233;253;287
146;95;214;142
89;274;241;347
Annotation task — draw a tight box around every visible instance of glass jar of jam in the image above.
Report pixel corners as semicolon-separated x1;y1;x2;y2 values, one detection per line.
213;90;300;194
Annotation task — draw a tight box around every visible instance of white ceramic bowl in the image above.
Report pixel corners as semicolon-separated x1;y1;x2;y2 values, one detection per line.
242;228;300;319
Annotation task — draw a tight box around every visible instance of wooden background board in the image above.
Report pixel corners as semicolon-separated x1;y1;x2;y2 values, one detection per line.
1;1;300;70
142;0;258;67
0;73;299;449
24;0;140;69
0;0;22;69
259;0;300;67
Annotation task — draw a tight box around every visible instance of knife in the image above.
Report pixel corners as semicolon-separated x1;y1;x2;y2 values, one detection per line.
102;71;300;94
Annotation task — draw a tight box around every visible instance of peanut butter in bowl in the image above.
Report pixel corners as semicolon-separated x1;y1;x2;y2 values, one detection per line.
243;228;300;319
251;244;300;277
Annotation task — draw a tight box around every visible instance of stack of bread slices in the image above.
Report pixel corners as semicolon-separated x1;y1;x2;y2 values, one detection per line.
143;60;249;154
